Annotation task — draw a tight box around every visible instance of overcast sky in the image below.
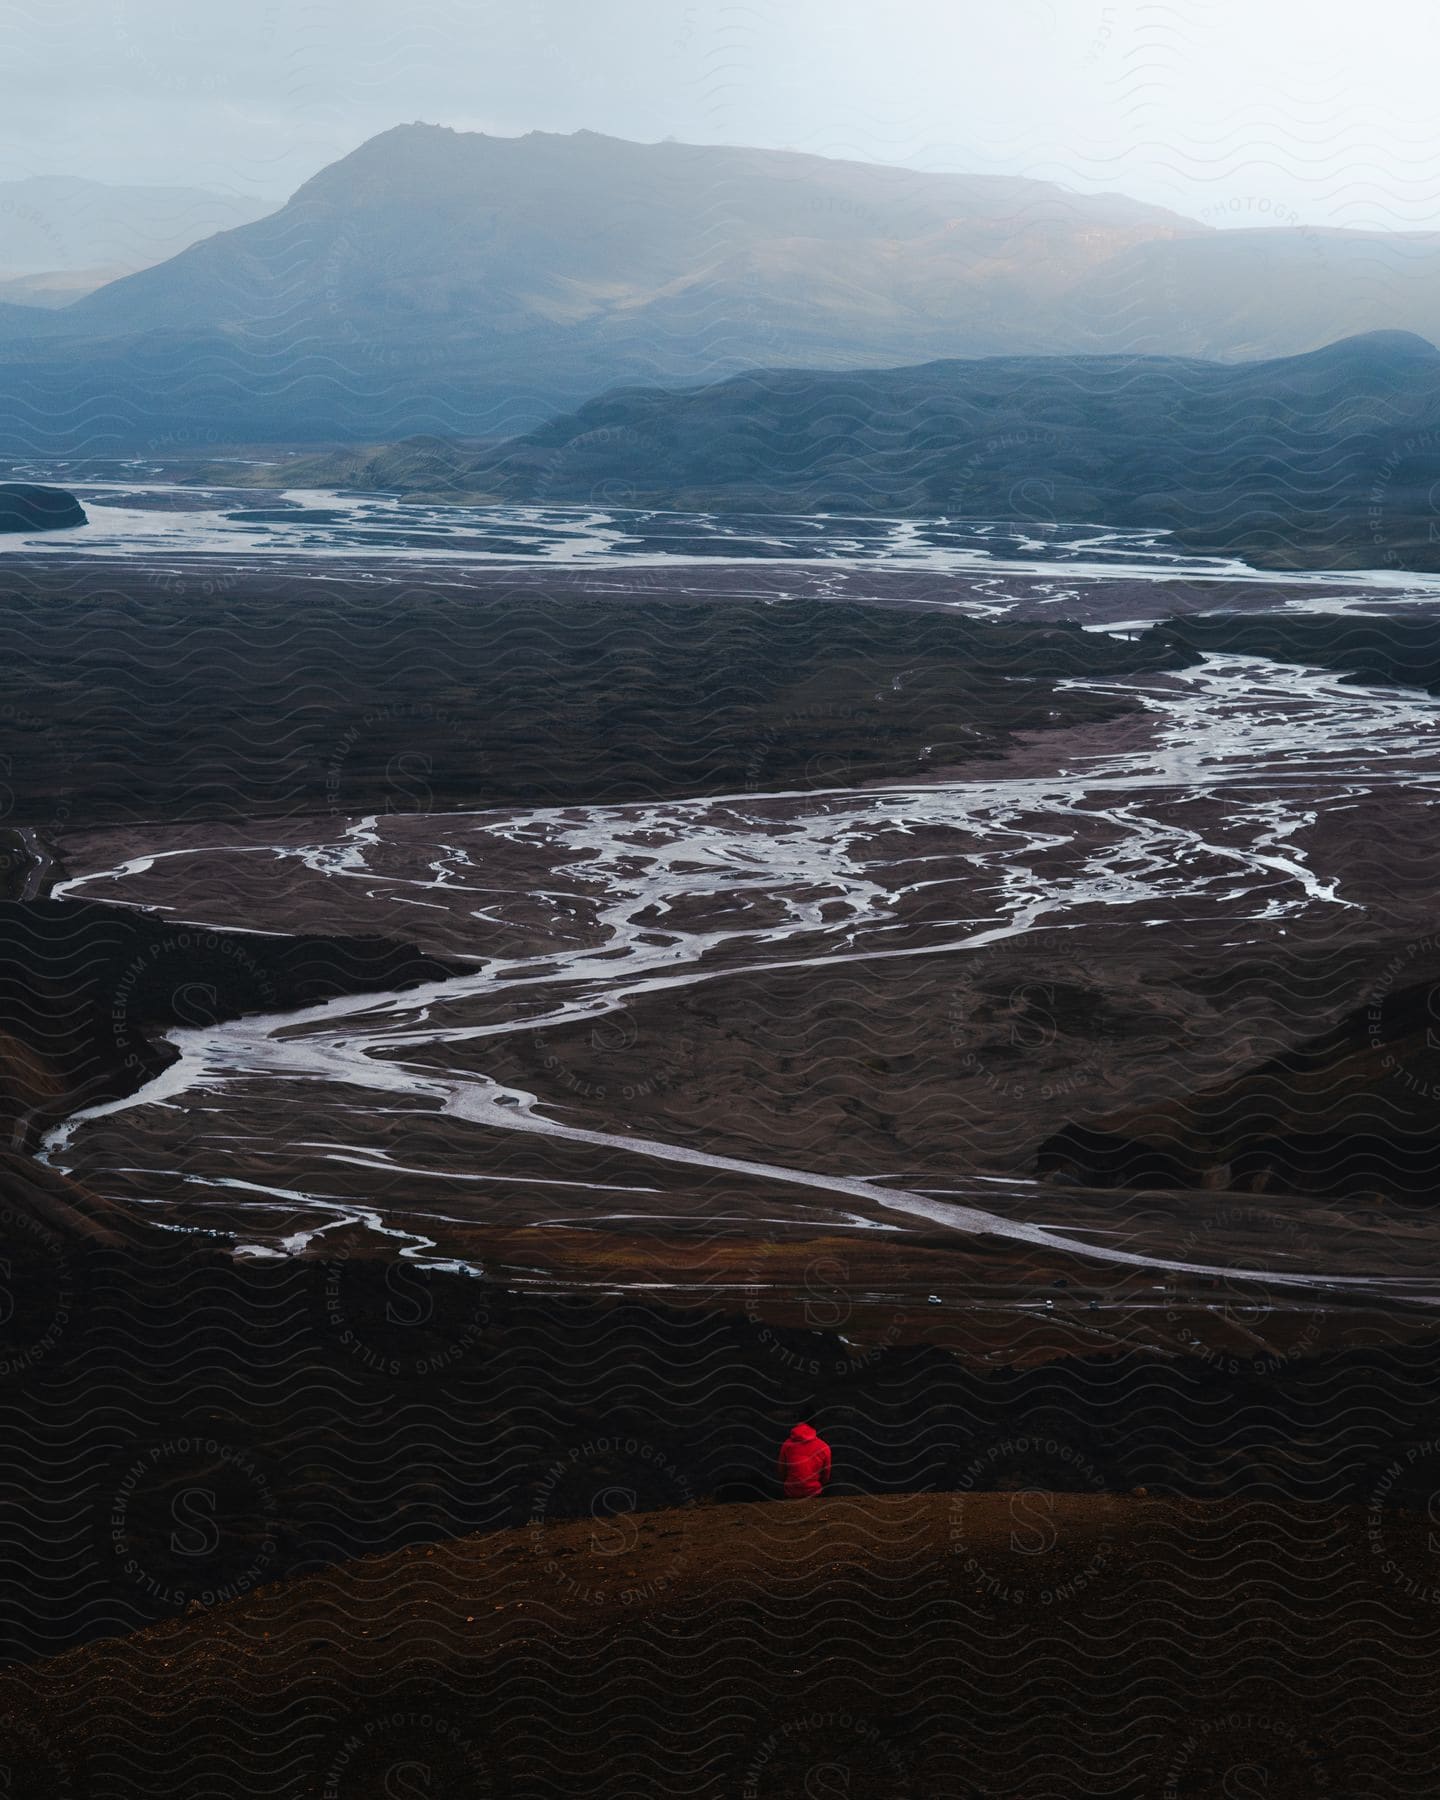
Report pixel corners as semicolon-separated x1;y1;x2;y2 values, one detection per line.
3;0;1438;229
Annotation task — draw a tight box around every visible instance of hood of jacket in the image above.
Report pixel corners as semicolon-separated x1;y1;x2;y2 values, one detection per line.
788;1423;817;1441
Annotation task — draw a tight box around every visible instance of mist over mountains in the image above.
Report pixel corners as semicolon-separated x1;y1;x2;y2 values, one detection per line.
0;177;270;308
7;123;1440;452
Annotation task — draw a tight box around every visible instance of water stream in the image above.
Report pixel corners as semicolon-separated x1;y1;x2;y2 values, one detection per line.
40;651;1440;1302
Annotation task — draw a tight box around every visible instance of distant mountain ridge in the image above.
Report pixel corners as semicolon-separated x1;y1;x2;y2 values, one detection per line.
52;125;1193;341
0;177;271;305
7;126;1440;450
278;331;1440;571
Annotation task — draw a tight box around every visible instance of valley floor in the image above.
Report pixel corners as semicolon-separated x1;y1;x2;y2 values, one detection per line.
3;553;1440;1792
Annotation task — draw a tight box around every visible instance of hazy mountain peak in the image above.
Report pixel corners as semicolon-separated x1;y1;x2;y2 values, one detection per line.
1299;327;1440;362
287;121;1193;221
13;127;1440;450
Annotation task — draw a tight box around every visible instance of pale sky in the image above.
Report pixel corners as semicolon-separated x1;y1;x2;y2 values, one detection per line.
3;0;1439;229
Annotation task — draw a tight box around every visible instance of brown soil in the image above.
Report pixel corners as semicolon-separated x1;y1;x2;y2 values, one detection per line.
0;1493;1434;1797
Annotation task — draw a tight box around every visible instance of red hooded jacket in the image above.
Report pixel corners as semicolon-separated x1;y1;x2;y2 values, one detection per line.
778;1422;832;1498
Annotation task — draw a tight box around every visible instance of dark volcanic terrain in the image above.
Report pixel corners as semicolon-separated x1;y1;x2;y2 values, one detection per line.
0;563;1186;825
3;548;1440;1795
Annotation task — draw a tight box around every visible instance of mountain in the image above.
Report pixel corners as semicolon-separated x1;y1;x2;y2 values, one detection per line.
0;271;124;309
284;331;1440;570
8;126;1440;453
0;177;271;302
53;125;1190;341
0;126;1199;449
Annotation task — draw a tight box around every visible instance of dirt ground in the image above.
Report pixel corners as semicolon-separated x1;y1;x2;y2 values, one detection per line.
1;1492;1435;1798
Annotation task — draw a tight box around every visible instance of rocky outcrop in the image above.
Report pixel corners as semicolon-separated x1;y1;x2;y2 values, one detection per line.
0;482;86;531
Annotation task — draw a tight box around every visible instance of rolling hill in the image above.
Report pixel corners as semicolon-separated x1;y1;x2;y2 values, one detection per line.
278;329;1440;570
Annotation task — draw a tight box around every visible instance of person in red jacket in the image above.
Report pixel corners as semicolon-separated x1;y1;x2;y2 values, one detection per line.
778;1422;832;1498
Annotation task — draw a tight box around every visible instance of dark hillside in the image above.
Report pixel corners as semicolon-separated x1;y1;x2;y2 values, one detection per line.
294;331;1440;569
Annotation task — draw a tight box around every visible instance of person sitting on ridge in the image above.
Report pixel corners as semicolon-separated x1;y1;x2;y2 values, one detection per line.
778;1421;832;1499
